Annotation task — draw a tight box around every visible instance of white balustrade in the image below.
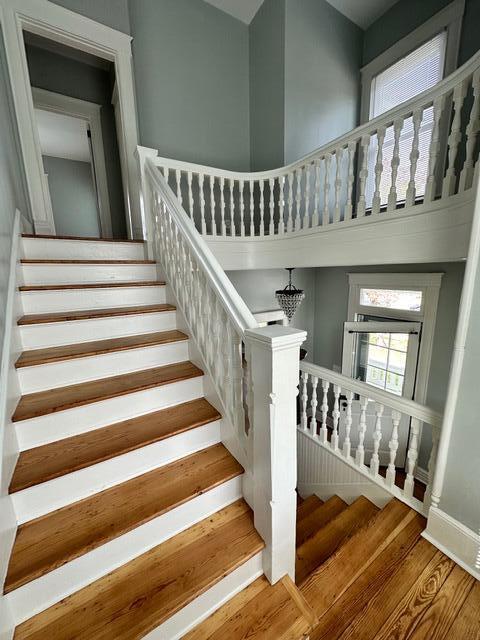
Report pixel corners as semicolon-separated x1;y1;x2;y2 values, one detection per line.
148;51;480;241
298;361;443;513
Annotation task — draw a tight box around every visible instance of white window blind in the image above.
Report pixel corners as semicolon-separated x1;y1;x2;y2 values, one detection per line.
366;31;447;207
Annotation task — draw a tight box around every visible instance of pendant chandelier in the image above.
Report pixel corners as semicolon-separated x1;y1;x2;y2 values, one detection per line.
276;268;305;323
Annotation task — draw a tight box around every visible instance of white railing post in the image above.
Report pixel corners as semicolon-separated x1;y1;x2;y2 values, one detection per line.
244;325;306;584
135;145;159;259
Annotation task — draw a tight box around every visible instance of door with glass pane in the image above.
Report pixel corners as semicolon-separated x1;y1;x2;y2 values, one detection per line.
340;321;421;467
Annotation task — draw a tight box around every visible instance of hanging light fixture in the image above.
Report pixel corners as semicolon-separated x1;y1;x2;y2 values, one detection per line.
276;268;305;323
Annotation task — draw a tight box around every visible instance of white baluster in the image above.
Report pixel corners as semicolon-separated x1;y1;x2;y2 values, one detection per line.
357;135;370;217
229;179;235;236
278;176;285;235
240;179;245;237
304;165;311;228
210;175;216;236
259;180;265;236
269;178;275;235
323;153;331;225
334;148;343;222
370;402;384;475
344;140;356;221
386;410;402;486
424;426;440;506
387;118;404;212
332;384;341;450
313;159;320;227
460;70;480;191
372;126;386;214
187;171;193;218
356;395;368;466
443;80;469;197
425;95;447;202
309;376;319;436
320;379;330;444
405;108;424;207
220;177;226;236
249;179;255;236
301;370;309;430
175;169;182;207
404;417;421;497
287;172;294;232
199;173;206;234
342;390;353;458
294;167;302;231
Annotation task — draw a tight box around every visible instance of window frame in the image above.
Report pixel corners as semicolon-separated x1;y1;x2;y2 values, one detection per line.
360;0;465;124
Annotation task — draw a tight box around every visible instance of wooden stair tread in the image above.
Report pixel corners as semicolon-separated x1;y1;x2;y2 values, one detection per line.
18;303;175;326
5;443;243;593
20;258;155;264
19;281;165;291
296;496;379;585
300;498;416;619
296;495;347;548
308;511;426;640
13;500;264;640
12;360;202;422
296;494;323;524
22;234;144;243
9;398;220;493
15;330;188;368
184;576;313;640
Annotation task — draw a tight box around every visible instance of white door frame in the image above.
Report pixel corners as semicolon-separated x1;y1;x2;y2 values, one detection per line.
0;0;142;239
32;87;113;238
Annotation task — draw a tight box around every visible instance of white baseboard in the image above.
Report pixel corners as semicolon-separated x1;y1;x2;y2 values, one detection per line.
423;506;480;580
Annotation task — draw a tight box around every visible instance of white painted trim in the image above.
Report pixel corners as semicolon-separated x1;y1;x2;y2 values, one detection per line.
143;552;264;640
423;506;480;580
31;87;113;238
7;477;244;624
360;0;465;123
0;0;142;238
252;309;287;326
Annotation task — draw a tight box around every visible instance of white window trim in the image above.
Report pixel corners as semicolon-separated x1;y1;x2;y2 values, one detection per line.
346;272;443;406
32;87;113;238
360;0;465;123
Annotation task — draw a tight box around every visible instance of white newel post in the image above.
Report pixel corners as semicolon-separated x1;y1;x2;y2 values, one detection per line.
135;146;159;259
244;325;307;584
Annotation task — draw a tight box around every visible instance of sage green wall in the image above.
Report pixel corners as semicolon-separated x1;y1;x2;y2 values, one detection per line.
363;0;480;66
284;0;363;164
129;0;250;171
43;156;100;238
249;0;286;171
226;268;316;355
49;0;131;35
25;43;127;239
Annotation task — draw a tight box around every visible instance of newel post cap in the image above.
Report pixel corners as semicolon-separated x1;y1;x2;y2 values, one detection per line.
244;325;307;352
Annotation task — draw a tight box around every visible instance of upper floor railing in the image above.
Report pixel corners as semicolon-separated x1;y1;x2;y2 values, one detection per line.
151;50;480;239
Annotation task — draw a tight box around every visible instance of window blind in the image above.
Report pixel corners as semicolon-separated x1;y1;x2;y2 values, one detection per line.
366;31;447;207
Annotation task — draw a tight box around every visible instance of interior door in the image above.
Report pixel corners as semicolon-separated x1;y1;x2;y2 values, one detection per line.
340;320;421;467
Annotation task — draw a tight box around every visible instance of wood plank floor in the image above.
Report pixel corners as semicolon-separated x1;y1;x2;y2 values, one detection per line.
12;360;202;422
5;443;243;593
9;397;220;493
18;303;175;325
15;330;187;368
13;501;264;640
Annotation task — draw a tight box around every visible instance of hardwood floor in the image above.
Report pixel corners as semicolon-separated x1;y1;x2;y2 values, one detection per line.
18;303;175;325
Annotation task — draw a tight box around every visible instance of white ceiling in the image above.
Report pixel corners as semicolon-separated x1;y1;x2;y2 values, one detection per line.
35;109;91;163
203;0;399;28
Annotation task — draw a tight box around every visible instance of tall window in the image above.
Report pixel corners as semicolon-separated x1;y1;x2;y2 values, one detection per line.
366;32;447;207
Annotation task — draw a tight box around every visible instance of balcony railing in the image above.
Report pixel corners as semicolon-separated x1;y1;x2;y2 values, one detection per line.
150;50;480;240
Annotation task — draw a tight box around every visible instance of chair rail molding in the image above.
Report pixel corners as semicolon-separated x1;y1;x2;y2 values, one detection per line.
0;0;142;239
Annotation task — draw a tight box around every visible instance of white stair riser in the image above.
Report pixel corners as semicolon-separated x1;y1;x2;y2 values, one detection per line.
15;376;204;449
144;552;264;640
21;238;146;261
13;420;222;523
19;310;178;349
22;263;157;285
21;286;166;313
7;477;244;625
17;340;189;393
